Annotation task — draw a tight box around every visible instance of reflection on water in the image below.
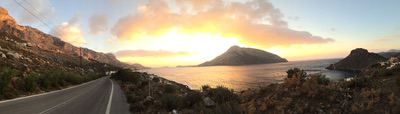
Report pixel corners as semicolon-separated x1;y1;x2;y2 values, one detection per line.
143;59;352;91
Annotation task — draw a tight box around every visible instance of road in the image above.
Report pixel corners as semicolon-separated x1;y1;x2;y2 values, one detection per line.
0;77;131;114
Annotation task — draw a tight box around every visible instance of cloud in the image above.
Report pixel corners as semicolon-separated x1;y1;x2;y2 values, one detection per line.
88;14;108;34
115;50;192;57
111;0;333;48
6;0;55;24
50;15;86;46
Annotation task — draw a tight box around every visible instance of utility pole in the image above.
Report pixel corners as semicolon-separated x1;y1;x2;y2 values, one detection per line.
80;47;83;67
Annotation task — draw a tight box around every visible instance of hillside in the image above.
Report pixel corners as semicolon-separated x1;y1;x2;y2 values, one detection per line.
0;7;143;72
327;48;387;71
199;45;287;66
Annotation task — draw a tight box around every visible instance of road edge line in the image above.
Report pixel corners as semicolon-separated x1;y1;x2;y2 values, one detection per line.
0;76;105;104
105;79;114;114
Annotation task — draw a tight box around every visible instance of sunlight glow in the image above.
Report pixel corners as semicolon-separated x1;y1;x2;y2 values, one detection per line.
117;27;241;67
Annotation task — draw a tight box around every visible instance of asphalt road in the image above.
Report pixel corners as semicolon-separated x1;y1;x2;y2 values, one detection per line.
0;77;131;114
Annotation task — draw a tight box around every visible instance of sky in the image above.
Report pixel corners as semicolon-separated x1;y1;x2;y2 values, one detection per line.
1;0;399;67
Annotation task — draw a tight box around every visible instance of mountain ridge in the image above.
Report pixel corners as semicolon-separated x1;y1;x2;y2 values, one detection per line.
327;48;387;71
198;45;287;66
0;7;144;71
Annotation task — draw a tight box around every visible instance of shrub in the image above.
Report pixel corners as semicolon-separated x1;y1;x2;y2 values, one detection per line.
112;69;141;83
183;91;202;107
287;68;307;80
127;93;141;103
63;72;84;85
37;70;86;90
161;94;182;111
164;84;177;94
310;74;330;85
208;86;238;103
201;85;211;92
38;75;52;90
345;76;378;89
152;77;160;82
0;67;19;94
24;73;38;92
397;75;400;87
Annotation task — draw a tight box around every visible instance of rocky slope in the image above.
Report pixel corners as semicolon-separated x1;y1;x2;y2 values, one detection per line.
327;48;387;71
0;7;143;72
199;45;287;66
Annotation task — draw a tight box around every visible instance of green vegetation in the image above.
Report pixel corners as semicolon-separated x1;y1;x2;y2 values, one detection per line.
287;68;307;79
112;63;400;113
164;84;177;94
0;67;20;98
241;67;400;113
0;67;102;100
112;69;241;114
204;86;238;104
111;69;142;83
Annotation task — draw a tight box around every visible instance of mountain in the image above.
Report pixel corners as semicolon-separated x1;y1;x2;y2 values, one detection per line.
378;49;400;58
198;45;287;66
0;7;143;72
327;48;387;71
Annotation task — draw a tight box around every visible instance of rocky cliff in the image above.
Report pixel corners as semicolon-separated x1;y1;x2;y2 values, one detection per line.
199;45;287;66
327;48;387;71
0;7;143;72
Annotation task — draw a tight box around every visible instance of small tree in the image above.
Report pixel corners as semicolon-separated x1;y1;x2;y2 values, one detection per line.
24;73;38;92
0;67;19;94
287;68;307;80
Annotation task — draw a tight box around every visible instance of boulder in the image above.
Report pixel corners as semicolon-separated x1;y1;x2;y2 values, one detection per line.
203;97;216;107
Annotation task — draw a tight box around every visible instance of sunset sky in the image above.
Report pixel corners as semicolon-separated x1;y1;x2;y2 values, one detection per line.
1;0;399;67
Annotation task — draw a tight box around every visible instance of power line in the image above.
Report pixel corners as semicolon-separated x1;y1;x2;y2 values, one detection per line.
13;0;51;29
20;0;50;22
13;0;88;70
13;0;82;47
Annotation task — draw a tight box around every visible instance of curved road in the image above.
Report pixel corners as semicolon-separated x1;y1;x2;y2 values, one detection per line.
0;77;131;114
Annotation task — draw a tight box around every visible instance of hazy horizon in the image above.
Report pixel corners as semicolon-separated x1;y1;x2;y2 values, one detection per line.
1;0;399;67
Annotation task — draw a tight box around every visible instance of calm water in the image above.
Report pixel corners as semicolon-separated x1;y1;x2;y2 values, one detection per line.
143;59;353;91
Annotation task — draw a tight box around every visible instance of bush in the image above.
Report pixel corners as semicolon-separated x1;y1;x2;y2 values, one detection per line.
201;85;211;92
161;94;182;111
345;76;377;89
152;77;160;82
24;73;38;92
37;70;86;90
183;91;202;107
127;93;142;103
63;72;84;84
207;86;238;103
287;68;307;80
0;67;19;94
112;69;141;83
164;84;177;94
310;74;330;85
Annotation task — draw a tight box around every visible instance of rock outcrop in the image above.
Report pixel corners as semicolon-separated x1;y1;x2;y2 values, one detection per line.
327;48;387;71
0;7;144;71
199;45;287;66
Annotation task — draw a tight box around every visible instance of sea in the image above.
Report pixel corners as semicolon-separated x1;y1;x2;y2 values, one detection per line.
142;59;354;91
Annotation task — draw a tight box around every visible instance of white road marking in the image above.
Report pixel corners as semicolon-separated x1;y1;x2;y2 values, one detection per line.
106;79;114;114
0;77;103;104
37;93;82;114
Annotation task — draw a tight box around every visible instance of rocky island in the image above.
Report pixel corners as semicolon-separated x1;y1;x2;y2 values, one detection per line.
327;48;387;71
198;45;287;66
